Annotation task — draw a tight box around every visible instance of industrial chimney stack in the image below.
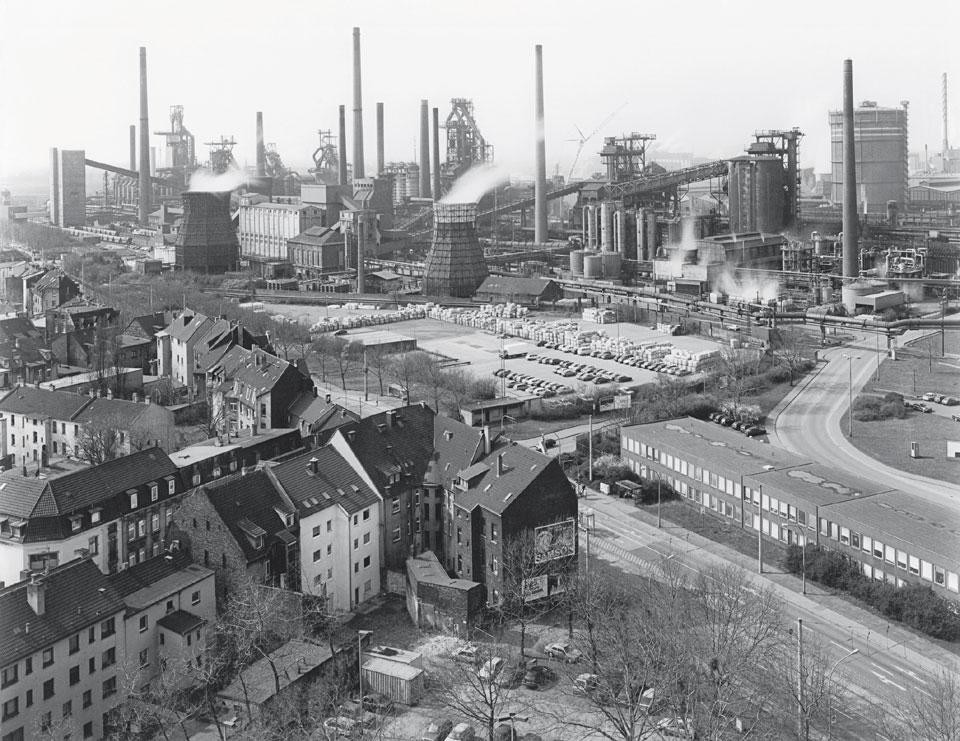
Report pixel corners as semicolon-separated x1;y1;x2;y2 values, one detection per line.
255;111;266;178
841;59;858;279
352;27;365;180
129;125;136;172
419;100;432;199
376;102;385;175
138;47;151;226
534;44;548;244
338;105;348;185
944;72;950;171
432;107;442;200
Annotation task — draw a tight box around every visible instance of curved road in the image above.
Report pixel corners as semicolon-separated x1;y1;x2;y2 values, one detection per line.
773;332;960;505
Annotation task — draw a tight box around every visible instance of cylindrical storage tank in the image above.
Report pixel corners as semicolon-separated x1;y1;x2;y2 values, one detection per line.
585;206;597;249
583;252;603;278
569;249;585;275
614;210;625;255
754;156;786;233
600;201;613;251
601;251;621;278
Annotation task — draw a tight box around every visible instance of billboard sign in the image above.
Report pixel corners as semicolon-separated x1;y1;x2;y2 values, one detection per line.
534;519;576;564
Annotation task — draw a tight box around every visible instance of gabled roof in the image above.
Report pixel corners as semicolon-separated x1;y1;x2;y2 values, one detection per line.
0;317;40;341
165;310;212;343
270;446;379;517
454;444;566;516
124;312;171;339
72;397;155;428
0;385;93;419
287;397;358;440
56;296;113;315
0;448;178;521
425;417;489;489
289;225;345;248
337;405;435;494
475;275;558;298
32;269;75;293
0;558;125;666
203;470;292;562
231;349;303;395
108;550;213;616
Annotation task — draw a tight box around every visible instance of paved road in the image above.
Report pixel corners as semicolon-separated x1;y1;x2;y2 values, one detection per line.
772;332;960;506
579;490;960;740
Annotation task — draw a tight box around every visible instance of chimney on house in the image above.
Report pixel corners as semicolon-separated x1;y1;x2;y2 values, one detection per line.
497;453;505;477
482;425;493;455
27;574;46;616
308;456;319;474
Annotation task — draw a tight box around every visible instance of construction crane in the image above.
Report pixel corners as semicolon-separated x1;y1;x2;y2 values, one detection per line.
567;103;627;180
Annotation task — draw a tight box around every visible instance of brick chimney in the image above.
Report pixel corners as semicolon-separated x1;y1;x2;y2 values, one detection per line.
27;574;46;616
497;453;505;477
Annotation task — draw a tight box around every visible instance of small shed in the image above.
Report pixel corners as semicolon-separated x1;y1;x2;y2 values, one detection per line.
361;655;424;706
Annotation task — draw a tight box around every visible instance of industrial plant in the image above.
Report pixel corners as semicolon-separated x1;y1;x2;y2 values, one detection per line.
7;28;957;343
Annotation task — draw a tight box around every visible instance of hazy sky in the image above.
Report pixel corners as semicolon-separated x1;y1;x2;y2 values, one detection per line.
1;0;958;189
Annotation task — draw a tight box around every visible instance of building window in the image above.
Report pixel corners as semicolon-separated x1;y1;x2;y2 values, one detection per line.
354;562;359;573
392;527;401;542
62;699;71;718
25;689;31;708
326;519;332;532
138;649;149;668
69;664;80;685
327;567;333;579
43;677;54;699
138;616;148;633
363;555;371;568
129;491;138;509
363;532;370;544
83;722;92;739
42;647;54;667
150;484;158;501
312;525;321;537
363;508;370;521
391;498;400;514
2;697;18;721
191;590;201;606
88;657;95;674
167;480;175;496
100;617;115;638
101;647;115;669
1;664;18;688
102;676;116;698
313;549;322;562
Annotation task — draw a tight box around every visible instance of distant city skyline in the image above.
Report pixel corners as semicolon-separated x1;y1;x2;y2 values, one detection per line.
1;0;957;190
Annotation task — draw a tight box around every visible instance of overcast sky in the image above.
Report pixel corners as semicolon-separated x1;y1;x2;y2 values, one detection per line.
1;0;958;189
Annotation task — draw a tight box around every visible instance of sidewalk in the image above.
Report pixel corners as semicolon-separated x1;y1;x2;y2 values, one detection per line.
581;487;960;676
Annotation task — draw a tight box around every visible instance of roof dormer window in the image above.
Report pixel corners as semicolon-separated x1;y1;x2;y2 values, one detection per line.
70;514;83;532
90;508;102;524
128;490;138;509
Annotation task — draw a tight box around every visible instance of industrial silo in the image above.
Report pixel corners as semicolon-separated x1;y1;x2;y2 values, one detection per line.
583;252;603;278
601;251;622;278
569;249;585;275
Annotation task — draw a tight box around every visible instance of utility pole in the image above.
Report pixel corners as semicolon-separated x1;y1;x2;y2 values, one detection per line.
588;415;593;482
757;485;763;574
797;617;805;741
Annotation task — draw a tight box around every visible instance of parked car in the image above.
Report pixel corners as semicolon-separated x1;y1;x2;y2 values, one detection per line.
922;392;938;402
952;413;960;422
452;644;479;664
574;673;600;695
545;642;582;663
942;396;959;406
523;661;556;690
744;426;767;437
906;401;933;413
421;719;453;741
447;722;477;741
478;657;505;682
323;715;361;738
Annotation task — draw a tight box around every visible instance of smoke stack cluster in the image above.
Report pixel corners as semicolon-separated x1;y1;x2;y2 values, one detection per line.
138;46;151;226
534;44;548;243
352;27;365;179
841;58;858;279
256;111;266;178
419;100;431;199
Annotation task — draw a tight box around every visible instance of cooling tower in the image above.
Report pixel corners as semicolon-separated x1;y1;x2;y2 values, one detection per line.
422;202;488;298
175;191;240;273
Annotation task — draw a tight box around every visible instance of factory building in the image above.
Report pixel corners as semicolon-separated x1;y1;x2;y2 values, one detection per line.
829;101;909;213
237;195;324;266
653;232;786;287
382;162;421;205
287;226;346;279
48;148;86;228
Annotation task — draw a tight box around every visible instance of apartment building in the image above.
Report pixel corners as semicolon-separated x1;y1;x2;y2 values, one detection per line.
620;417;960;602
269;447;381;613
0;448;183;587
0;558;126;741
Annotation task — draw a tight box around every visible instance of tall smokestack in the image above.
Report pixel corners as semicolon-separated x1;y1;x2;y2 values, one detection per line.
376;102;385;175
256;111;266;178
534;44;548;243
356;211;367;294
944;72;950;171
352;27;365;179
129;125;136;171
138;46;150;226
338;105;348;185
419;100;432;199
842;59;858;279
432;107;442;200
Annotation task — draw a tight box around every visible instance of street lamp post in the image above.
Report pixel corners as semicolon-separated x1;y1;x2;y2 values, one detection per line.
796;616;858;741
792;526;806;595
641;465;664;528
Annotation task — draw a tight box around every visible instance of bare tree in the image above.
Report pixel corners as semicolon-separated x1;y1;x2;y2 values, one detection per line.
364;343;390;396
881;668;960;741
333;339;362;391
387;351;423;404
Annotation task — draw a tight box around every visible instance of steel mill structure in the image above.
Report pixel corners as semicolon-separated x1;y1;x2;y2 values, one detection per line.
422;202;488;297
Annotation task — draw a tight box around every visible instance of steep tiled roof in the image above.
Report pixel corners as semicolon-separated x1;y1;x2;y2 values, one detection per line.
454;444;570;516
0;317;40;341
203;470;292;562
338;404;435;494
124;312;171;339
72;397;151;428
108;550;195;599
287;397;357;439
0;385;92;419
165;310;212;343
270;446;379;517
475;275;558;298
232;350;300;395
425;417;489;489
0;558;125;666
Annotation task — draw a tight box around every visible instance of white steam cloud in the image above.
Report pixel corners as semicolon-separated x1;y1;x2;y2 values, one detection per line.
440;163;510;205
188;166;247;193
713;270;779;303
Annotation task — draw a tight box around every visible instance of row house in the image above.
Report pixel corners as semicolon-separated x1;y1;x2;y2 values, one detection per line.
268;447;381;613
169;427;303;490
0;447;183;587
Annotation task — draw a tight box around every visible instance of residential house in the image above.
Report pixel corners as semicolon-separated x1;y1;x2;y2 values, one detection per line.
108;551;215;692
44;298;117;335
155;311;217;395
286;395;358;448
0;557;127;741
328;405;435;573
167;470;298;605
269;446;381;613
0;318;55;390
30;270;80;317
0;386;176;468
0;447;183;587
213;348;314;435
445;444;577;606
114;312;173;374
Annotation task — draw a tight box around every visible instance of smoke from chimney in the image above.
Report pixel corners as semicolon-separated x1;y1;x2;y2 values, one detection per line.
534;44;548;243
